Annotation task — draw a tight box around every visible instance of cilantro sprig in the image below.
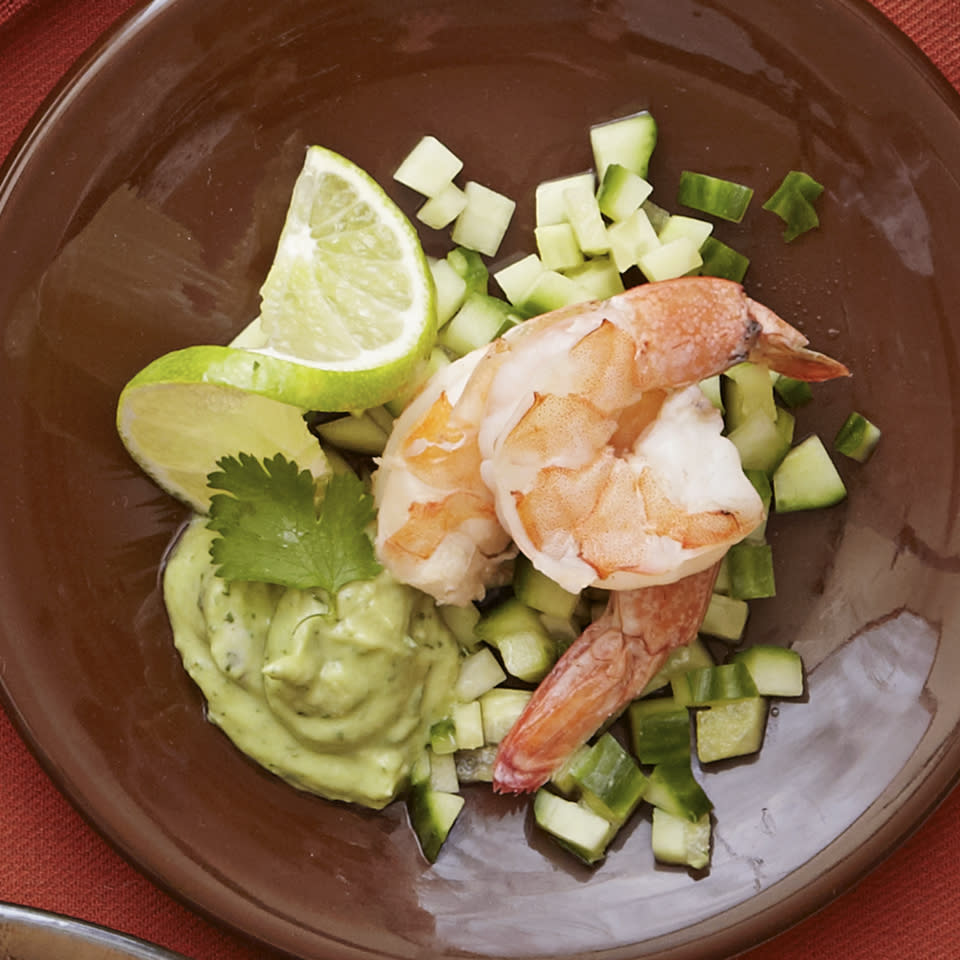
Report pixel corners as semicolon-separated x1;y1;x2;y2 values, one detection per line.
205;453;381;594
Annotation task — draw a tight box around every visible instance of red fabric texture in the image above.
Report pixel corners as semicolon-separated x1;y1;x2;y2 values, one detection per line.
1;1;959;958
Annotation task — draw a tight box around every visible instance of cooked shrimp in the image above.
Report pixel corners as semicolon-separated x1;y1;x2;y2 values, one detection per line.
374;277;847;602
492;565;719;793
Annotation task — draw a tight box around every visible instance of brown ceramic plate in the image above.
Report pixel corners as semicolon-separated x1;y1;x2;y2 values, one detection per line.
0;902;187;960
1;1;959;957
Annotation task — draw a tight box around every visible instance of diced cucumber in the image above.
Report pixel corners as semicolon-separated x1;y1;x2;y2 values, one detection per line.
493;253;545;306
535;172;595;226
640;635;714;695
429;718;458;756
773;374;813;408
439;602;482;652
628;697;691;764
513;554;580;619
476;597;557;683
533;789;616;866
743;468;772;544
454;744;497;783
451;181;516;257
515;269;593;316
733;645;804;697
723;361;777;430
642;198;672;233
698;236;750;283
439;293;516;356
394;135;463;197
657;214;714;251
429;257;468;327
590;111;658;179
677;170;754;223
637;237;702;282
834;411;881;463
596;162;653;221
410;749;431;787
454;646;507;701
446;246;489;297
699;374;724;411
651;809;711;870
562;256;624;299
695;696;768;763
568;733;647;823
428;749;460;793
606;207;660;272
773;434;847;512
417;182;467;229
713;553;732;595
315;411;388;455
408;783;464;862
644;760;712;822
673;661;758;707
452;700;485;750
551;744;591;796
727;408;791;474
725;542;775;600
480;688;532;744
563;180;611;256
535;222;584;271
763;170;824;242
699;592;749;642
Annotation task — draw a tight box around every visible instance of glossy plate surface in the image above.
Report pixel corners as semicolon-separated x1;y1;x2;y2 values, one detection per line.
0;902;186;960
2;1;960;958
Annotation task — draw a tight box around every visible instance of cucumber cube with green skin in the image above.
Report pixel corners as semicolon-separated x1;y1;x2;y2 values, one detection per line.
773;434;847;512
439;293;516;357
476;597;557;683
562;256;624;300
629;697;691;764
723;361;777;430
429;257;468;327
733;645;804;697
408;783;465;863
673;661;758;707
743;468;772;544
454;646;507;701
728;408;793;475
773;375;814;408
590;111;658;180
696;696;768;763
698;592;749;642
726;542;776;599
834;411;882;462
480;688;532;744
657;214;714;251
637;237;702;282
699;236;750;283
677;170;754;223
699;374;724;412
429;718;458;756
563;181;611;256
651;809;711;870
644;760;712;822
551;744;591;796
596;162;653;221
428;749;460;793
315;412;388;455
533;789;616;865
568;733;648;823
446;246;489;297
513;554;580;619
439;602;482;652
640;635;714;695
515;269;593;316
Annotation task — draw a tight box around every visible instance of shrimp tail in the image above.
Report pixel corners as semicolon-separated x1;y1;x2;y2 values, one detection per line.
747;298;850;382
492;564;719;794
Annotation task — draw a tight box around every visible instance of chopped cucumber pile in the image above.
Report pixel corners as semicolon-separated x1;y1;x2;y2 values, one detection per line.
293;114;877;868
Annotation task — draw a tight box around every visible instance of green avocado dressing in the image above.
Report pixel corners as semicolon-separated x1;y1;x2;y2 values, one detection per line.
163;517;460;809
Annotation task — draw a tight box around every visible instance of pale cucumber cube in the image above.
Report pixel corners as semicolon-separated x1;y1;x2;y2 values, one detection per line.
651;808;711;870
596;162;653;221
606;207;660;272
562;257;624;299
535;171;595;226
696;697;768;763
454;647;507;702
394;135;463;196
638;237;702;282
516;270;592;316
494;253;545;305
452;700;485;750
658;214;714;250
699;592;749;642
429;257;468;327
417;182;467;229
535;222;584;271
590;111;658;179
428;750;460;793
451;181;516;256
563;181;610;256
480;688;532;744
643;199;673;233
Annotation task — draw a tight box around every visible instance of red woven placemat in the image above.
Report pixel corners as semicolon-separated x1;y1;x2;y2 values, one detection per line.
1;2;959;959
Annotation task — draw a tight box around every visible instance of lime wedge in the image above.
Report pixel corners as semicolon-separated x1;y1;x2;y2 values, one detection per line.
117;146;437;511
257;145;436;390
117;347;330;513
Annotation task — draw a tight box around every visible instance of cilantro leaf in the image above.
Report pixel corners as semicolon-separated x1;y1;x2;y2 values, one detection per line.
205;453;381;594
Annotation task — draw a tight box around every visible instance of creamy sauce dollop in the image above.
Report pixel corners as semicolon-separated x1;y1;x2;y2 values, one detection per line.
164;517;460;809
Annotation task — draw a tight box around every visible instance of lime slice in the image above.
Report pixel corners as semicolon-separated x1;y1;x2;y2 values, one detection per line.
117;347;329;513
256;144;436;394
